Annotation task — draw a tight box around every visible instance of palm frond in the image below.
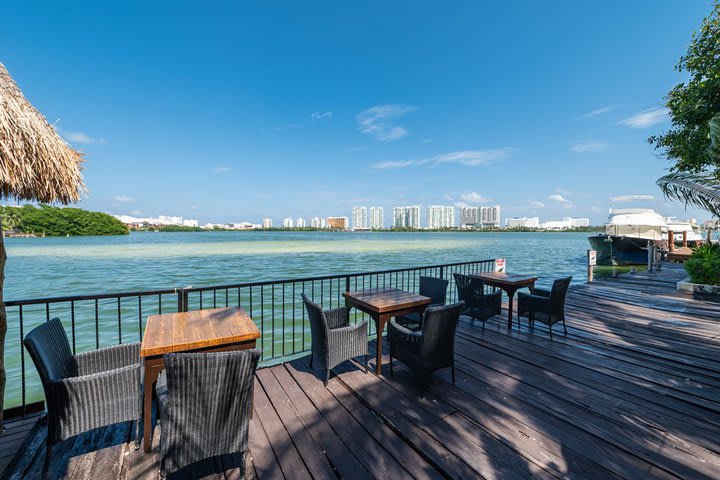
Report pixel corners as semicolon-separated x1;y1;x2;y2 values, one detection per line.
657;171;720;217
708;113;720;161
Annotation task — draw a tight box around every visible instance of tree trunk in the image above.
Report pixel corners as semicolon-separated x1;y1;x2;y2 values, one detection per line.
0;218;7;429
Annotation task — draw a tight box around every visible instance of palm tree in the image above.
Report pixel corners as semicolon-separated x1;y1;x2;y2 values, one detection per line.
657;114;720;217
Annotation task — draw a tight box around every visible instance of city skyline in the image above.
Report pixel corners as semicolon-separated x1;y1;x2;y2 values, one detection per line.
5;3;711;224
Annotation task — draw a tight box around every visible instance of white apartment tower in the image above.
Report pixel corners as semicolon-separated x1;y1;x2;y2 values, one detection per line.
296;217;306;228
283;217;294;228
352;206;368;230
427;206;455;229
262;218;273;229
369;207;384;229
392;206;421;229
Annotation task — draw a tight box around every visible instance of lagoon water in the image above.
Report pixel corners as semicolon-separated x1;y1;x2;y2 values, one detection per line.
4;231;592;407
5;230;592;300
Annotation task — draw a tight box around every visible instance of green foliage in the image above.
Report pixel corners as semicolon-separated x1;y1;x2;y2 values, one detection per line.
685;243;720;285
156;225;204;232
649;2;720;172
0;204;128;236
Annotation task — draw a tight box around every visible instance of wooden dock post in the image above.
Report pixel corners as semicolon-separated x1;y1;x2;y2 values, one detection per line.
587;249;596;282
647;242;654;272
682;231;687;248
668;230;675;252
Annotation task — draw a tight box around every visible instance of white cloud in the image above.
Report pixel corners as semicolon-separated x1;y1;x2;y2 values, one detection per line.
114;195;134;203
372;148;511;169
581;105;616;118
570;141;609;153
357;104;419;141
529;200;545;208
213;167;232;174
549;194;570;203
62;130;105;145
460;192;489;204
619;108;670;128
311;111;333;120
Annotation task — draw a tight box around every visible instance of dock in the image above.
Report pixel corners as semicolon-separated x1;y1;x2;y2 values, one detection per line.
2;263;719;479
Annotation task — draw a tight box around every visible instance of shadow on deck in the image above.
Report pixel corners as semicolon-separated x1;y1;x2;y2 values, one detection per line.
3;263;720;479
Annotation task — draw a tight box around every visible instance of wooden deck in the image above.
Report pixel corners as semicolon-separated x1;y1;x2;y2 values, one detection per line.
3;263;720;479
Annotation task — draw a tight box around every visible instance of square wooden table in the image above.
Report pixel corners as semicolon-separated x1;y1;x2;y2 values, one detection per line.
140;306;260;452
343;288;431;375
469;272;537;330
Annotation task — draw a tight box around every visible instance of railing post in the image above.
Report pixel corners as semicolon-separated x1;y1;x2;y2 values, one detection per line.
177;288;184;313
345;276;350;293
439;266;445;279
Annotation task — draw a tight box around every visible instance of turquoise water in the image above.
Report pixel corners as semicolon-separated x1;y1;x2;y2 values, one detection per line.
3;231;592;408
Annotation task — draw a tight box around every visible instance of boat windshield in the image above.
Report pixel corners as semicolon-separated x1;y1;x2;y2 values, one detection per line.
608;196;659;215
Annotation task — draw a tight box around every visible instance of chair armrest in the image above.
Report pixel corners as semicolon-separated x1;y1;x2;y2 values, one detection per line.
75;343;141;376
51;364;141;412
328;320;367;339
388;320;422;352
325;307;351;329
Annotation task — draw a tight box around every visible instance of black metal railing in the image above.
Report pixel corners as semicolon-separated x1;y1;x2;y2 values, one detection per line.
4;258;496;416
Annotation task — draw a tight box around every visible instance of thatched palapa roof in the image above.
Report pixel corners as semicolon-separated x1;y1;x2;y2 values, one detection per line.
0;62;85;204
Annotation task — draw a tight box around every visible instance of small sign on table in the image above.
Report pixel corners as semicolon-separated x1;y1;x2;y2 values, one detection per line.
495;258;506;272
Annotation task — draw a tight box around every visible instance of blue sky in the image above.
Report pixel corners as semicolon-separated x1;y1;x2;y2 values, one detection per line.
0;1;714;225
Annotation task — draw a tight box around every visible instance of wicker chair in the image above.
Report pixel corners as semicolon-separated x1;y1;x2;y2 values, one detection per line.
389;301;464;397
155;349;261;478
517;276;572;337
22;318;142;475
302;293;368;386
453;273;502;328
396;276;449;331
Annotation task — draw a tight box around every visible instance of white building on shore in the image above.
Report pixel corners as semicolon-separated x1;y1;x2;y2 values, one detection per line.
541;217;590;230
427;206;455;229
352;206;368;230
114;214;198;227
283;217;294;228
505;216;540;228
369;207;384;229
393;206;421;229
262;218;273;229
311;216;326;228
296;217;306;228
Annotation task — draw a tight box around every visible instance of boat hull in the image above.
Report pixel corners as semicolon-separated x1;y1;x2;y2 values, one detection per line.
588;235;664;266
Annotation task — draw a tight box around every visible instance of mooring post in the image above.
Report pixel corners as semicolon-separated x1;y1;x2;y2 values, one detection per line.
668;230;675;252
647;242;654;272
587;249;596;283
682;231;687;249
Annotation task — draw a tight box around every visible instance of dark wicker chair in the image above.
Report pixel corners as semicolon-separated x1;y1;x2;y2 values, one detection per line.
389;301;464;397
156;349;261;478
517;276;572;337
22;318;142;475
302;293;368;386
396;276;449;331
453;273;502;328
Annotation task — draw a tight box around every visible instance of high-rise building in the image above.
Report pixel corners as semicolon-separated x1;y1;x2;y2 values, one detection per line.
296;217;306;228
461;207;481;227
481;206;501;228
262;218;273;229
311;216;323;228
427;206;455;229
352;206;368;230
369;207;384;229
283;217;294;228
326;216;349;230
392;206;421;229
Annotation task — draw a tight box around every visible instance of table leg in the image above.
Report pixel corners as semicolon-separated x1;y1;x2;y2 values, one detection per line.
143;358;162;453
373;315;387;376
506;287;519;330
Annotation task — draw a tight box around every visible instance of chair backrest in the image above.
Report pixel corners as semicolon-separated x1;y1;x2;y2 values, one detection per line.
421;301;464;359
453;273;484;307
419;276;449;306
161;349;261;469
23;318;76;388
302;293;328;349
550;276;573;311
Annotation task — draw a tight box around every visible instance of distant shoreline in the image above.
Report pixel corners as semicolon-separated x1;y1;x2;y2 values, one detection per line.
131;226;604;234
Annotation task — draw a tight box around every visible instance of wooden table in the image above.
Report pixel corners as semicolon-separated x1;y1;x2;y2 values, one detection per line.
343;288;431;375
469;272;537;330
139;306;260;452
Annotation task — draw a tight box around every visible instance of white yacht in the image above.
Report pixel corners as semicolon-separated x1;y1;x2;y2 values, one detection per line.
588;196;667;265
664;217;704;246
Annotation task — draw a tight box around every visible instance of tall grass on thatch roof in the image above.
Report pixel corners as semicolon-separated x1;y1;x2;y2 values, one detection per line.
0;62;86;204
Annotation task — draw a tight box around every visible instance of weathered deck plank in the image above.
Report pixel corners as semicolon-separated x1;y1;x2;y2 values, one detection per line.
2;263;719;479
